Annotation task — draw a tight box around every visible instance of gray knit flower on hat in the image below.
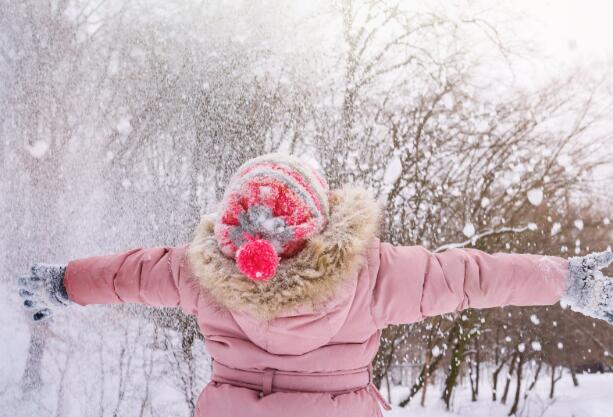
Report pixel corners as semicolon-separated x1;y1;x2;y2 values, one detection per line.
229;205;294;254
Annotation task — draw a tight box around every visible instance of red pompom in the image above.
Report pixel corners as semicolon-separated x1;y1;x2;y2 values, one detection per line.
236;239;279;281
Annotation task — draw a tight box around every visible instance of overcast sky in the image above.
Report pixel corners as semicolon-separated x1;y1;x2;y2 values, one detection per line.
501;0;613;186
499;0;613;86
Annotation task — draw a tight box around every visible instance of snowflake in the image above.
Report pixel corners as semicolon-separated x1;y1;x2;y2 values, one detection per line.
527;188;543;206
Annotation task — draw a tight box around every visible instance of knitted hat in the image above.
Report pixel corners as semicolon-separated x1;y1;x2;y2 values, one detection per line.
214;153;330;281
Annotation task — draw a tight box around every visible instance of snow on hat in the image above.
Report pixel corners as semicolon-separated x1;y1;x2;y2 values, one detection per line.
214;153;330;281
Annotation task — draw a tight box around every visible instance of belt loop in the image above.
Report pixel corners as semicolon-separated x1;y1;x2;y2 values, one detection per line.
261;368;275;397
366;365;392;411
369;382;392;411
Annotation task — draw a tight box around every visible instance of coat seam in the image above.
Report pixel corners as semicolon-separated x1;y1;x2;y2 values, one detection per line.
462;255;470;310
369;240;384;329
166;247;182;309
419;248;432;320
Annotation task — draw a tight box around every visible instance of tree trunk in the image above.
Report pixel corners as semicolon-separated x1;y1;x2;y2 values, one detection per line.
524;359;543;400
469;360;476;401
570;367;579;387
398;317;442;408
442;343;466;409
501;352;518;405
385;370;391;404
549;366;556;399
470;340;481;402
420;346;432;407
442;317;474;410
21;323;50;393
475;347;481;400
549;365;562;399
508;354;524;416
398;354;443;407
492;358;508;402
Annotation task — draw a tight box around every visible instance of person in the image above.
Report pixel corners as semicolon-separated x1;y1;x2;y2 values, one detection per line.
18;153;613;417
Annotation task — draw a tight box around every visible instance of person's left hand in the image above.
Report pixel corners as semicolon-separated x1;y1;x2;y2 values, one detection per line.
563;251;613;324
18;264;71;322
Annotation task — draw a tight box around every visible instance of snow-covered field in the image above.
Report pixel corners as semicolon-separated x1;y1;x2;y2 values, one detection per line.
0;284;210;417
382;372;613;417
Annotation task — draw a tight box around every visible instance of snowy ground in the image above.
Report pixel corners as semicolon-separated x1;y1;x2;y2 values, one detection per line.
382;372;613;417
0;283;210;417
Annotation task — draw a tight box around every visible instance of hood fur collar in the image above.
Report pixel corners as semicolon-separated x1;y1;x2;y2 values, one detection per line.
187;185;381;318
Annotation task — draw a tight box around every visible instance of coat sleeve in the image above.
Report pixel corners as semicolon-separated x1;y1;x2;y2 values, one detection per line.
63;245;199;316
370;241;569;327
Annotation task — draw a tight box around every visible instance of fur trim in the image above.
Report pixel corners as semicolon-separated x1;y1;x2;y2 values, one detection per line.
187;185;381;318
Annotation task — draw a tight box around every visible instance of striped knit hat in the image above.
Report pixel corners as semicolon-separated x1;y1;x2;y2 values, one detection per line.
214;153;330;281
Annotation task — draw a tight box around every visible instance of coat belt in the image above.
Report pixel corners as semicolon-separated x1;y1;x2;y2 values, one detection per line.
210;360;391;410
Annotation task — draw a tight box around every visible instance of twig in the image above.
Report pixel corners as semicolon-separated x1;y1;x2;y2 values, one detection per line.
435;224;533;252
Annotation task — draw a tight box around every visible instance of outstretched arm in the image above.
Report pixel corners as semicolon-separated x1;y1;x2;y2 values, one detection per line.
19;246;200;321
371;242;580;327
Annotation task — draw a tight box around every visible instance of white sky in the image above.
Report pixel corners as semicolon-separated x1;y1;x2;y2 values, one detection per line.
515;0;613;59
502;0;613;185
497;0;613;86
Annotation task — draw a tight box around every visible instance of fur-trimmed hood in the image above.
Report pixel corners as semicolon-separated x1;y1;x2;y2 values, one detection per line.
187;185;381;318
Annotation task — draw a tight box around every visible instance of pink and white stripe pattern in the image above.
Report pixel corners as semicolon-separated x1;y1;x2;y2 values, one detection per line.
214;153;330;275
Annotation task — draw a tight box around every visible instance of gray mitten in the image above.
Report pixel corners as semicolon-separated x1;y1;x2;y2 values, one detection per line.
18;264;72;321
562;251;613;324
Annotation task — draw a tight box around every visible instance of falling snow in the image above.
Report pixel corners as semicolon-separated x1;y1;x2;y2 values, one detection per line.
116;116;133;137
527;188;543;206
2;1;612;417
463;222;476;238
432;346;442;357
25;140;50;159
551;222;562;236
574;219;584;230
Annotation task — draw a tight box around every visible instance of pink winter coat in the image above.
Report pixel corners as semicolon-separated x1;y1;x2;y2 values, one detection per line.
63;187;568;417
